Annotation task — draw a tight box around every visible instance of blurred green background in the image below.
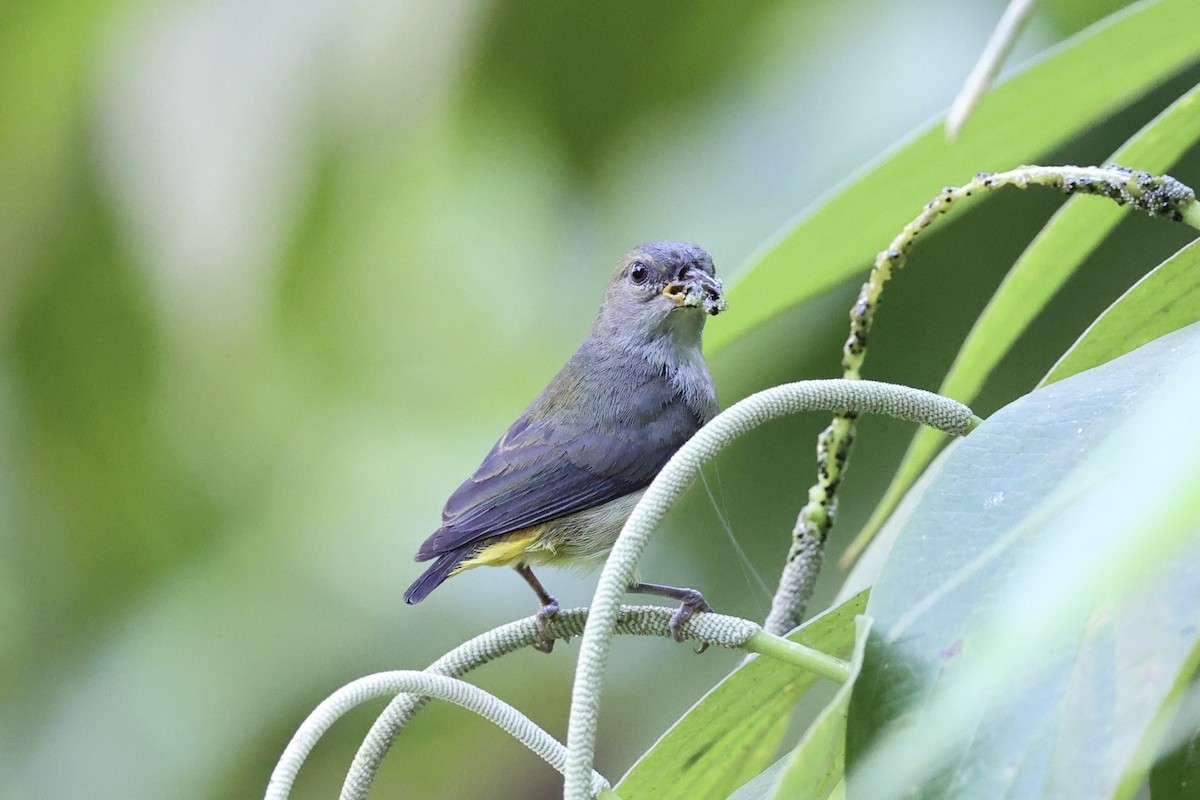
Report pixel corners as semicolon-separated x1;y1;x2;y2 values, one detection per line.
3;1;1193;798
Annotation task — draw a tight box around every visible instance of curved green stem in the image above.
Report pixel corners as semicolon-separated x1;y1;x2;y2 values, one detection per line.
743;630;851;684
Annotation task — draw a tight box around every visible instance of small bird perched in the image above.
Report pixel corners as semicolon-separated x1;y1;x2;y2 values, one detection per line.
404;241;726;651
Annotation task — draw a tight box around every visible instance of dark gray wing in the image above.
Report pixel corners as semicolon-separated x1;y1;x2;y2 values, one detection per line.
414;399;700;561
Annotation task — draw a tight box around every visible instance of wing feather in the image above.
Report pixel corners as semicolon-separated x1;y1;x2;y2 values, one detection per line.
415;387;704;561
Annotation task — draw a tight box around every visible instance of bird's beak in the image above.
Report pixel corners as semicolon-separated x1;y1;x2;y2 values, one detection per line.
662;268;728;316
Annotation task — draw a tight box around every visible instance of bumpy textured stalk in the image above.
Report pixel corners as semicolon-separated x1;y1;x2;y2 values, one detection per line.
266;671;610;800
338;606;759;800
765;164;1200;636
276;604;845;800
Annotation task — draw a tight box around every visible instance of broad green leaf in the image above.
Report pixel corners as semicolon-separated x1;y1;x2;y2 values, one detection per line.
616;592;867;800
1042;238;1200;384
844;324;1200;800
766;618;872;800
835;443;960;605
847;77;1200;565
709;0;1200;353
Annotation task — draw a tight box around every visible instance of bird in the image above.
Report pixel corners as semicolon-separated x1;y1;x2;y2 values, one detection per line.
404;241;726;651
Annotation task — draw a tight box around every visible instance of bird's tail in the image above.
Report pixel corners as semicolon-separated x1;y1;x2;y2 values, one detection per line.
404;548;470;604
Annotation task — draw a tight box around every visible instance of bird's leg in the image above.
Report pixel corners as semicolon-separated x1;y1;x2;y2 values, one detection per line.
515;563;559;654
627;581;713;653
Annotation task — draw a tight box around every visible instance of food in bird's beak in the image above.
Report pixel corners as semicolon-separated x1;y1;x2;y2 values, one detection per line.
664;268;728;316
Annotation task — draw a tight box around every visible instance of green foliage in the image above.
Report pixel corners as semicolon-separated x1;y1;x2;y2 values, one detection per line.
762;619;871;800
1043;237;1200;383
617;593;866;800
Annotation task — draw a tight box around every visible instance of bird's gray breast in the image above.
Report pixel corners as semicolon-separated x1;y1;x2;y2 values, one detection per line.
568;336;717;440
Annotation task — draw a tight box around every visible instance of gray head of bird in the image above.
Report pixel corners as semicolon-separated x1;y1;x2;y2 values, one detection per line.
594;241;726;345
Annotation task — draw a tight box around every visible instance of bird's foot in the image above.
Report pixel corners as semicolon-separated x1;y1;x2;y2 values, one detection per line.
533;599;560;654
627;581;714;654
668;590;713;654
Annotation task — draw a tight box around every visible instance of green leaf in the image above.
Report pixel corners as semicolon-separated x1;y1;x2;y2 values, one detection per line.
765;618;872;800
709;0;1200;353
616;591;867;800
844;323;1200;799
847;77;1200;564
1042;238;1200;384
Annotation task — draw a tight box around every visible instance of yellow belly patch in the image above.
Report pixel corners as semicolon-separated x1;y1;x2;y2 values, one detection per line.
452;526;546;573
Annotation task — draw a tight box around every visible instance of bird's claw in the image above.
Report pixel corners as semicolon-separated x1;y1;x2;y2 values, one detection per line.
533;600;560;654
668;589;713;654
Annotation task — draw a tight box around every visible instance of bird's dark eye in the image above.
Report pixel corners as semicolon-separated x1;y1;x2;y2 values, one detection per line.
629;262;649;285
